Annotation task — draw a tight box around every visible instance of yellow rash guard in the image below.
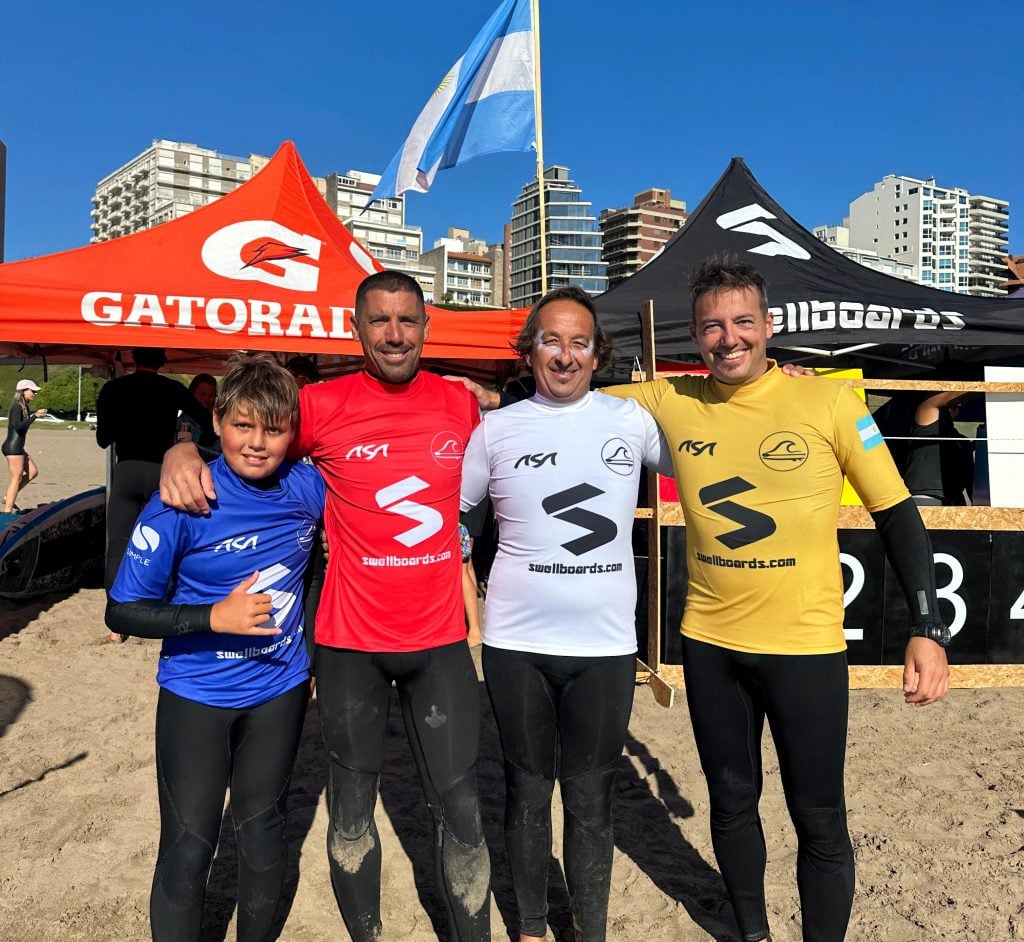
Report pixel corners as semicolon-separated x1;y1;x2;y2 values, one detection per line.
604;362;909;654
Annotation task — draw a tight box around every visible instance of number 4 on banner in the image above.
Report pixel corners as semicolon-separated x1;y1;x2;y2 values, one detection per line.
1011;587;1024;621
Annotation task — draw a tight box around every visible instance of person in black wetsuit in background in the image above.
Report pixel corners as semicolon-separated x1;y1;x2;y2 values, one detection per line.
96;348;213;641
3;379;47;513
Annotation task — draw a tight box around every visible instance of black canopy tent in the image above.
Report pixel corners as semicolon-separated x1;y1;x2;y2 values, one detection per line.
595;158;1024;370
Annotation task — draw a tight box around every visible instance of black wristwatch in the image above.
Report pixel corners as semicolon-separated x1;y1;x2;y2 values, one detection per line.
910;622;951;647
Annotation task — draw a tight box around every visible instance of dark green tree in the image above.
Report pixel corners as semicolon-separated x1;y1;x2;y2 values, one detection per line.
36;369;104;415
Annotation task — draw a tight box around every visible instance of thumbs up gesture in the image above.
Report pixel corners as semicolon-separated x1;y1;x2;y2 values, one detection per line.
210;571;280;635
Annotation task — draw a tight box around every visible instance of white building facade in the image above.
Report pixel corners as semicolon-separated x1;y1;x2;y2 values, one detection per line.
812;224;917;281
91;140;254;242
847;175;1010;297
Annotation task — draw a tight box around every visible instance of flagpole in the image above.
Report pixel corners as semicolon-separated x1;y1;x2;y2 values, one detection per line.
531;0;547;298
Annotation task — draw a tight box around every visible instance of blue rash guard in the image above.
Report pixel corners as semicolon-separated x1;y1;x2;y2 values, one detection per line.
110;457;326;708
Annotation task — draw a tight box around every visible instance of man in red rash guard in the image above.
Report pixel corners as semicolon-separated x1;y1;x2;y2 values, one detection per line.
160;271;490;942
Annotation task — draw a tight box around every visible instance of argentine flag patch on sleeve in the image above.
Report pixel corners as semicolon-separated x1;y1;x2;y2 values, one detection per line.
856;414;884;451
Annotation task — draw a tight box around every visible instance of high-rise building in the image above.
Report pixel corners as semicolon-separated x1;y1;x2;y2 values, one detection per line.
325;171;434;299
847;175;1010;297
420;228;506;307
599;188;687;288
510;166;608;308
91;140;255;243
812;224;917;281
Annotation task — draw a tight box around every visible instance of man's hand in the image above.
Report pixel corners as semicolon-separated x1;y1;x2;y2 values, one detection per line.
902;636;950;706
781;364;815;377
160;442;216;514
210;572;279;635
443;375;501;411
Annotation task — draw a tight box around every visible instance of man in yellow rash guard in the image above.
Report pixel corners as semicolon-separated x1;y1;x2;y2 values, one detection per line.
601;257;949;942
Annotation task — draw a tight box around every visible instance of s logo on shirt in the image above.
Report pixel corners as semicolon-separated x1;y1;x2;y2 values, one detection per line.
131;524;160;553
375;476;443;547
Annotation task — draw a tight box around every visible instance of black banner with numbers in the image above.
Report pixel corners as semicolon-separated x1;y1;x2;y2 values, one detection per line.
650;528;1024;665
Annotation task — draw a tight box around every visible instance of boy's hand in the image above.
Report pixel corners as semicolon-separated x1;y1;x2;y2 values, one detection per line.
211;572;279;635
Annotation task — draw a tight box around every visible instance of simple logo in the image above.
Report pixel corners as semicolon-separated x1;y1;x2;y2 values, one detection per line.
131;524;160;553
678;439;717;457
201;221;322;291
431;431;466;469
296;520;316;550
541;483;617;556
700;477;776;549
249;564;297;628
375;476;443;547
759;432;809;470
716;203;811;260
515;452;557;469
214;534;259;553
601;438;635;476
345;443;390;460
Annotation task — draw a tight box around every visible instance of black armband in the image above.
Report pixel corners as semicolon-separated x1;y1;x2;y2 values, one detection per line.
105;597;213;640
869;497;941;628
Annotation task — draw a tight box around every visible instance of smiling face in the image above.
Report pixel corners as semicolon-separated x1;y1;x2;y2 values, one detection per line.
690;285;773;386
214;405;294;482
526;300;597;404
353;288;429;385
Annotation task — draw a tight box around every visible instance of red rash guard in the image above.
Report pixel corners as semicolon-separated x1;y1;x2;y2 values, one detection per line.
292;371;479;652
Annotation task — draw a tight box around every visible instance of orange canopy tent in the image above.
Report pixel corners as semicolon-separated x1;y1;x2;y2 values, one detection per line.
0;141;525;375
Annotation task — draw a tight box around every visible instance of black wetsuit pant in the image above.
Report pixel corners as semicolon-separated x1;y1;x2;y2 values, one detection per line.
682;636;854;942
150;682;308;942
482;646;636;942
315;640;490;942
105;459;162;590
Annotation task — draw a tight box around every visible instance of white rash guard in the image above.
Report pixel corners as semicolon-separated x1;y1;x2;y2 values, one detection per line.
460;392;672;656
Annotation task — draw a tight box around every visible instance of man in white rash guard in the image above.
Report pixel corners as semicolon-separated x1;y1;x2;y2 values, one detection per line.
458;285;672;942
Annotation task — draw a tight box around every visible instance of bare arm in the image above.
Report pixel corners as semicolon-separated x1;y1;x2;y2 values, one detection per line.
159;442;217;514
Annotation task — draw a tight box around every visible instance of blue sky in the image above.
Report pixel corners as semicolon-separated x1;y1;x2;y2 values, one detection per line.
3;0;1022;263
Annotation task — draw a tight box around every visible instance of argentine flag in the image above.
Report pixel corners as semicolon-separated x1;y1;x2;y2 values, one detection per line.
369;0;535;204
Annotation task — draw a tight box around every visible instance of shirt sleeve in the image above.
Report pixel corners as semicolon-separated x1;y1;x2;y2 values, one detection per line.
460;422;490;512
637;404;674;477
600;380;665;416
832;387;909;513
108;494;190;603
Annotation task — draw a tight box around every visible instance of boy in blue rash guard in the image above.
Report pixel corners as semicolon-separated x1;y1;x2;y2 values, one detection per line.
106;356;326;942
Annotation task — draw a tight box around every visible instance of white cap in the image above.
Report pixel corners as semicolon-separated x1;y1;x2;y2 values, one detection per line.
16;379;41;392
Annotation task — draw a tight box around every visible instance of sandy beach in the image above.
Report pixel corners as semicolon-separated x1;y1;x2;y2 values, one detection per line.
1;430;1022;941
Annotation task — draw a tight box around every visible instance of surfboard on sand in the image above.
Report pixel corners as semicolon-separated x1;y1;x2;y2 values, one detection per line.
0;488;106;600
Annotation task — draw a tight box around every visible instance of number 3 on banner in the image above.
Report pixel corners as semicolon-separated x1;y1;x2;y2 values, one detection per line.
933;552;966;638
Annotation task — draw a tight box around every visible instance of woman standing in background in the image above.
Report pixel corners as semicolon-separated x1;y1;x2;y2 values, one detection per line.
3;379;47;513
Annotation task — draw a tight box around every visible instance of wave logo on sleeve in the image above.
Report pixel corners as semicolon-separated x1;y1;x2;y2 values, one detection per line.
856;415;884;451
431;431;466;469
130;524;161;554
601;438;635;476
759;432;809;471
375;476;443;547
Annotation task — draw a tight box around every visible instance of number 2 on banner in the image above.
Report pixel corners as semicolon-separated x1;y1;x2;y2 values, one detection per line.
840;553;865;641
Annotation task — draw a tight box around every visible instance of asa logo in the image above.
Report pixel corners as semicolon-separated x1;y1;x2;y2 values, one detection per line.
131;524;160;553
678;439;717;457
345;443;390;460
431;431;466;469
214;534;259;553
515;452;557;469
716;203;811;261
201;221;322;292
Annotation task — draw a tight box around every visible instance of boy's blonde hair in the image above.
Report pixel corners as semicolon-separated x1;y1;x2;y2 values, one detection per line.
214;355;300;428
